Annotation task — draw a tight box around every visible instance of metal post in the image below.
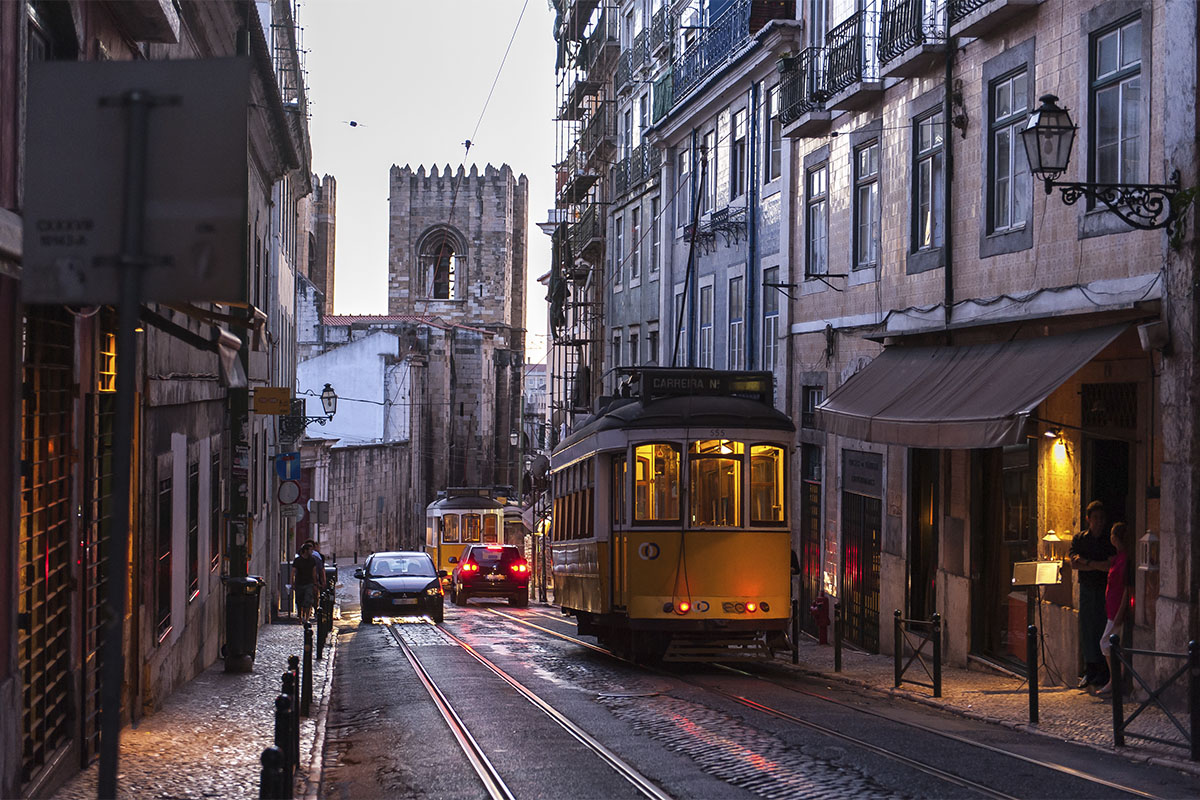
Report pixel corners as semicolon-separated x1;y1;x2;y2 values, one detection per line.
1027;625;1038;724
1189;640;1198;762
282;669;300;767
791;598;799;665
260;745;291;800
1110;634;1124;747
302;623;313;716
893;610;902;688
98;88;156;800
274;695;293;773
834;602;842;672
932;612;942;698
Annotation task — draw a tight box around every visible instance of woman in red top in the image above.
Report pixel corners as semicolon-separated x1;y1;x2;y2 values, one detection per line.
1096;522;1131;695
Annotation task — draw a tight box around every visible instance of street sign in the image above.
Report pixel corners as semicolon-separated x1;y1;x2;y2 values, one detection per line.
277;480;301;505
22;58;250;304
275;452;301;481
281;504;303;519
254;387;292;415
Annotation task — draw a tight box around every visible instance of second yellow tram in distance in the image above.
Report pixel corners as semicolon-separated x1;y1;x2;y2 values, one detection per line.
550;368;794;661
424;489;508;582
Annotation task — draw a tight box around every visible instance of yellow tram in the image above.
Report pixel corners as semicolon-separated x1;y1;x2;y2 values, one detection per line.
550;369;794;660
424;489;508;581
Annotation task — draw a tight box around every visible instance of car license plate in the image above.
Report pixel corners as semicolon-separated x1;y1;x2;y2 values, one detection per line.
392;598;418;606
486;574;503;582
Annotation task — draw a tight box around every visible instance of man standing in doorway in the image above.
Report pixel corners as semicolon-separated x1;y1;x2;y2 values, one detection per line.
1070;500;1117;689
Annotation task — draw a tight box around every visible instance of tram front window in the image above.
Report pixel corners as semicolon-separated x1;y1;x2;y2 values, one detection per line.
483;515;498;543
750;444;786;524
443;514;460;543
689;439;744;527
634;443;680;521
464;514;482;543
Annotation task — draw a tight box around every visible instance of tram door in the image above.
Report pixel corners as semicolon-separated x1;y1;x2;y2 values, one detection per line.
841;450;882;653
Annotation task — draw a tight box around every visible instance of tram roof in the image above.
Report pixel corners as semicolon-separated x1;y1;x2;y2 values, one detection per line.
426;495;505;512
557;395;795;450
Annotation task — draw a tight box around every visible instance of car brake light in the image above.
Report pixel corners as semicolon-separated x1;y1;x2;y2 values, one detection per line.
462;563;478;573
510;563;529;574
485;544;503;550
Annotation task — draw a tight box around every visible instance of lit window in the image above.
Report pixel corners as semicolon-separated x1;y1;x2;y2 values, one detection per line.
689;439;744;527
98;332;116;393
634;443;680;521
750;445;786;524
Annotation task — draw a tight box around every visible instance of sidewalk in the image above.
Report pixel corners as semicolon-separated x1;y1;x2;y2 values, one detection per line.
783;634;1200;778
52;615;335;800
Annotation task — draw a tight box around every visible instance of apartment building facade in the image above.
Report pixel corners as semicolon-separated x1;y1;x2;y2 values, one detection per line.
785;0;1197;679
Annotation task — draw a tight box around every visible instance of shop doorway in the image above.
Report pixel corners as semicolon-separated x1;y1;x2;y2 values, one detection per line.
908;449;939;621
841;450;882;652
1083;437;1130;527
798;444;823;636
970;444;1036;670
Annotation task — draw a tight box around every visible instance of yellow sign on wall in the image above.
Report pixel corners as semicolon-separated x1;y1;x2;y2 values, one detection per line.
253;387;291;415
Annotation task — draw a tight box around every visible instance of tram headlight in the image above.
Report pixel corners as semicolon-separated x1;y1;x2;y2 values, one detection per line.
760;601;770;613
677;601;691;614
746;602;758;613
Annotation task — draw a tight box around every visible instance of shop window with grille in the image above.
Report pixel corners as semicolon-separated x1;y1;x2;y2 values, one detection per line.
210;454;221;571
188;461;199;601
156;476;173;642
1082;383;1137;430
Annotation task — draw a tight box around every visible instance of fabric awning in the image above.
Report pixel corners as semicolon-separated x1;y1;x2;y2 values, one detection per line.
815;325;1127;448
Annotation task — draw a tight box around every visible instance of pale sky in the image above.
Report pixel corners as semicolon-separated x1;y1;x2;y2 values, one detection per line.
301;0;557;362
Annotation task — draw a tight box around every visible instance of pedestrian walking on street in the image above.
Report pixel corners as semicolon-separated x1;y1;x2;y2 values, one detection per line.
1070;500;1117;690
1095;521;1132;695
291;541;322;623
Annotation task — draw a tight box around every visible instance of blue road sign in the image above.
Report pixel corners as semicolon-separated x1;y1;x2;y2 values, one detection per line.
275;451;301;481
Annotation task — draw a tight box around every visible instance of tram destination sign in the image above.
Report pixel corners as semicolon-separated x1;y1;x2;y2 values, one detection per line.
638;369;774;404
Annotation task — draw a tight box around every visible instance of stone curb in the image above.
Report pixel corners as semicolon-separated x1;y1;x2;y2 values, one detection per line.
301;610;340;799
783;659;1200;779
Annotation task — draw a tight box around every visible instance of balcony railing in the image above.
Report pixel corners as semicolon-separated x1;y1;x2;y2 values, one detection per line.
633;29;648;71
779;47;828;124
671;0;791;103
652;71;673;123
630;143;646;186
569;203;605;262
825;9;879;98
880;0;946;64
614;156;629;197
579;6;618;76
948;0;990;23
650;5;669;53
616;48;633;93
580;104;616;160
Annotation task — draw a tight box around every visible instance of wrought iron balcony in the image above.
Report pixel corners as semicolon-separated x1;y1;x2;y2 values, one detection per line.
615;48;633;94
949;0;990;23
779;47;828;124
671;0;791;103
880;0;946;68
614;156;629;198
579;6;618;77
948;0;1042;38
569;203;605;266
650;5;669;54
825;8;880;100
630;143;646;186
557;147;599;204
580;104;616;164
684;206;748;255
633;29;648;71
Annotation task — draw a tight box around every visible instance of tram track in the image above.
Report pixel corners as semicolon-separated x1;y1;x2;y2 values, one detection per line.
385;620;672;800
485;607;1163;800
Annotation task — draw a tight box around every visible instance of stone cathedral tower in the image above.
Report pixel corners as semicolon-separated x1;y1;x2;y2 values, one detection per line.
388;163;528;499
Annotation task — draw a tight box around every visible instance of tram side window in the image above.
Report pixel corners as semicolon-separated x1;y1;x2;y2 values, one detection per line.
613;455;627;526
483;514;498;543
689;439;744;527
750;444;787;525
634;443;681;522
464;514;482;543
443;514;460;543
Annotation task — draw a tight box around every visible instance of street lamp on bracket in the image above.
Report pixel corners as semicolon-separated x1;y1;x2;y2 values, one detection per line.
1020;94;1181;234
280;383;338;441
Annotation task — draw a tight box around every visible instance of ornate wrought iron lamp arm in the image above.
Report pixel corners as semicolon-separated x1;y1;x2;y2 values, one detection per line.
1044;170;1181;233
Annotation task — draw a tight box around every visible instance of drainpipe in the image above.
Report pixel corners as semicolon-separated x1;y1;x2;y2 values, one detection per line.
747;81;759;369
943;37;956;328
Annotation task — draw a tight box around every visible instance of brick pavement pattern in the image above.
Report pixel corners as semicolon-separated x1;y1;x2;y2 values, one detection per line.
51;617;334;800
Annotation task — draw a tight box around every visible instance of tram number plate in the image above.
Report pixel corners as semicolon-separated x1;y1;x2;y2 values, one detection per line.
392;598;418;606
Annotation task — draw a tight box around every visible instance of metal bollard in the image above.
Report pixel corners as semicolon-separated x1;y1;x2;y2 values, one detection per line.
1189;641;1198;762
302;623;314;717
791;599;799;665
274;694;293;773
1027;625;1038;724
932;613;942;698
281;670;300;767
260;745;292;800
1110;634;1124;747
833;602;842;672
893;610;902;688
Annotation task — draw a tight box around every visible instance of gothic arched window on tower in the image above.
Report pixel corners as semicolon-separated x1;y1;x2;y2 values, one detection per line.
419;229;465;300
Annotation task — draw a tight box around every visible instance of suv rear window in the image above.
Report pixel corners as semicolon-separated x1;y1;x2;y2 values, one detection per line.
467;546;521;565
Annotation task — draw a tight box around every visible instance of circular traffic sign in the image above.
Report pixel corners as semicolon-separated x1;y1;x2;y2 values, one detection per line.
277;480;300;505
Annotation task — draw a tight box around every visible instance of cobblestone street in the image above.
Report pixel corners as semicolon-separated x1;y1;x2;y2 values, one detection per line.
51;615;334;800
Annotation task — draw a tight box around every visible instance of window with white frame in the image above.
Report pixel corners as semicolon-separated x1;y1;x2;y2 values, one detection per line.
806;164;828;276
728;275;744;370
766;85;782;182
762;266;779;370
677;150;691;229
854;140;880;269
674;290;686;363
702;130;716;213
614;215;624;287
647;322;659;365
913;110;945;251
990;70;1030;233
1091;16;1141;185
650;196;661;273
630;206;641;281
623;108;633;159
612;331;623;370
699;284;714;367
629;326;640;365
731;107;747;199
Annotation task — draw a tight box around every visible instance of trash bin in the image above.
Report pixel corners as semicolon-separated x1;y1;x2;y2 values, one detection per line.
223;575;265;670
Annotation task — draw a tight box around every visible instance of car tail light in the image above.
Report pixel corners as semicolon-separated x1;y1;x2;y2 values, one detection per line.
461;563;478;573
510;562;529;574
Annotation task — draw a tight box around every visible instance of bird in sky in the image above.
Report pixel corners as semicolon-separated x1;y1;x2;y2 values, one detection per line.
342;120;366;128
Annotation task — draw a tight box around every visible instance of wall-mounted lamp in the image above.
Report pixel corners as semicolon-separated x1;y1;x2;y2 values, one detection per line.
1044;427;1062;440
1021;94;1181;233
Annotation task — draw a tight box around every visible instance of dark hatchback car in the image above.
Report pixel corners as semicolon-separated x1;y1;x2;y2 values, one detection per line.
355;551;445;624
449;544;530;607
